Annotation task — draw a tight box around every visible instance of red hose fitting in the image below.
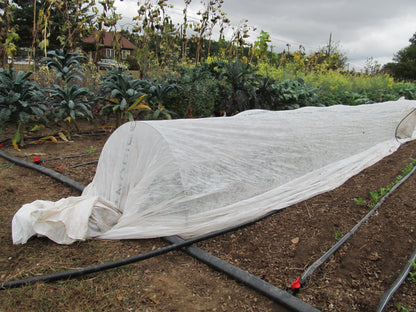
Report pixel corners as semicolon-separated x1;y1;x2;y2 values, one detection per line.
291;276;301;291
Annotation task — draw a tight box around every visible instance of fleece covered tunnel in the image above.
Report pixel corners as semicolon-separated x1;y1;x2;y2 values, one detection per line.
11;100;416;244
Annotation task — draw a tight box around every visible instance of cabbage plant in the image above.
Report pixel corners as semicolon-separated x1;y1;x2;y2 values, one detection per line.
100;68;149;127
0;68;46;149
42;49;93;134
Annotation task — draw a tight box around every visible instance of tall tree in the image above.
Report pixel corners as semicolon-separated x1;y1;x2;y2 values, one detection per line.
193;0;227;64
181;0;192;62
227;19;255;60
0;1;20;67
253;30;271;62
133;0;179;75
383;32;416;81
56;0;96;49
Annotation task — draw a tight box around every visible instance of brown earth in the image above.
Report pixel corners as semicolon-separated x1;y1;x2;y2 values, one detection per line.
0;122;415;312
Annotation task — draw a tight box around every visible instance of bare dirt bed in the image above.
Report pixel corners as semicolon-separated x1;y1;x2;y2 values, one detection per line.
0;123;415;312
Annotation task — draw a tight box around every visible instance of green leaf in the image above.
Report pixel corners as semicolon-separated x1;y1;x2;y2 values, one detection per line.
68;100;75;110
120;98;128;110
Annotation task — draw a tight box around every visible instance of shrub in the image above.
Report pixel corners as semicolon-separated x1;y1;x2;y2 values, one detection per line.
100;68;149;127
0;68;46;149
41;49;93;134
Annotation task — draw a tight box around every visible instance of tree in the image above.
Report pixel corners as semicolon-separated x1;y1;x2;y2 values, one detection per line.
181;0;192;62
0;1;20;68
226;20;256;60
383;32;416;81
193;0;227;64
133;0;180;76
253;30;271;62
55;0;96;49
363;57;381;76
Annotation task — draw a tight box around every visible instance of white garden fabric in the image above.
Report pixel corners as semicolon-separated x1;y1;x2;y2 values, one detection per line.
12;100;416;244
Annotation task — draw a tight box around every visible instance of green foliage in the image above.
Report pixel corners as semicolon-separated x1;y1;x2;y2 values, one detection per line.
253;30;271;61
395;83;416;100
87;145;96;154
383;32;416;81
0;68;46;146
41;49;87;84
214;59;258;115
401;158;416;176
42;49;92;133
175;64;219;118
355;159;416;209
272;77;319;109
0;163;14;169
100;68;148;126
139;80;182;120
333;227;342;241
396;302;413;312
146;81;183;108
353;197;366;206
46;84;92;124
408;260;416;283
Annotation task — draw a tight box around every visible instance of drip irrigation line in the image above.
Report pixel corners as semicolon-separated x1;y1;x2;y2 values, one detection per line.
166;236;320;312
376;246;416;312
38;152;99;163
70;160;99;168
0;150;84;193
0;225;279;290
293;164;416;292
0;149;319;312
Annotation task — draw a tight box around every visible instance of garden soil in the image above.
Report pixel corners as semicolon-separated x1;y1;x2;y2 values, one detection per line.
0;122;415;312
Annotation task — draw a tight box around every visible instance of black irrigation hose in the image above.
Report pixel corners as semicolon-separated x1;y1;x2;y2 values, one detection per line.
166;236;320;312
70;160;99;168
38;152;99;163
0;150;84;192
0;150;319;312
292;164;416;292
376;246;416;312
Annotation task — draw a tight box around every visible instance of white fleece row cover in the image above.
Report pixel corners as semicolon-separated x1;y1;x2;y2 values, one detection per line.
12;100;416;244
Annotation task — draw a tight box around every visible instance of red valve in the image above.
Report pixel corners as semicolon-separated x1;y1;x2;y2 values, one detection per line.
291;276;301;291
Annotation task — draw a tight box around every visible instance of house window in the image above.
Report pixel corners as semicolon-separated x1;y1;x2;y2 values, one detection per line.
122;50;130;60
106;48;115;58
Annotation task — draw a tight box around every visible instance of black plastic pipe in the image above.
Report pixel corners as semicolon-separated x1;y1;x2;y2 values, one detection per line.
376;246;416;312
0;150;84;192
0;149;320;312
70;160;99;168
293;164;416;291
38;152;99;163
166;236;320;312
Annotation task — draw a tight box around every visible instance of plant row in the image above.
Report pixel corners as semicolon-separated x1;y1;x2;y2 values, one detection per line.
2;50;416;149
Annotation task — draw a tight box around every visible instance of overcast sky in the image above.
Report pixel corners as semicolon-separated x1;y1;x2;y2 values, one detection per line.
115;0;416;70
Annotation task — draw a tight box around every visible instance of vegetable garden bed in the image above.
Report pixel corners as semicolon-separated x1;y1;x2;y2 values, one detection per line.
0;123;415;311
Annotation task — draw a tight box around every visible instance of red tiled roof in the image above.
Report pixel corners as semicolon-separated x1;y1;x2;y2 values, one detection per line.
82;31;138;50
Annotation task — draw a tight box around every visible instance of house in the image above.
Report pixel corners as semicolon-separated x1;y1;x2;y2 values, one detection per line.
82;31;138;62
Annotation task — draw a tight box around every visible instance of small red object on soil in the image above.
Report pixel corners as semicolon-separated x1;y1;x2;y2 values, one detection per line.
0;143;3;147
56;166;63;170
291;276;301;291
33;157;41;164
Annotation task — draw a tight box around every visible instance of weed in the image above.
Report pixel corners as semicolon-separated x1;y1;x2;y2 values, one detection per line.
401;158;416;176
87;146;97;154
369;190;380;203
0;163;14;169
396;302;413;312
333;227;343;241
408;260;416;283
354;158;416;210
353;197;366;206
